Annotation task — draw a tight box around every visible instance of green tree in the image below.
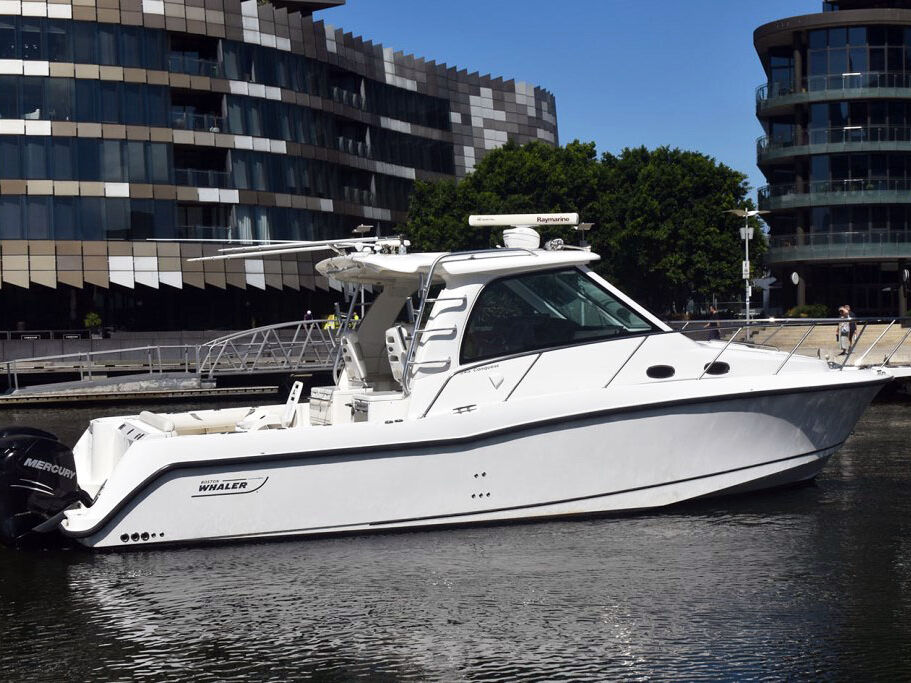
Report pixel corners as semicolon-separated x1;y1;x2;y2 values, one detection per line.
403;141;764;314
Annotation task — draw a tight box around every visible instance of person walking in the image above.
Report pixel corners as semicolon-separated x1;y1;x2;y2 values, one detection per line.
837;307;851;356
845;304;857;345
705;305;721;341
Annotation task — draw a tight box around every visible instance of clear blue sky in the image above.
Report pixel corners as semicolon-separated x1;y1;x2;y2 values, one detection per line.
318;0;822;201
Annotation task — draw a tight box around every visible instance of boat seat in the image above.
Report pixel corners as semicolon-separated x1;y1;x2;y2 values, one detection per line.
236;381;304;432
340;331;369;386
385;324;413;384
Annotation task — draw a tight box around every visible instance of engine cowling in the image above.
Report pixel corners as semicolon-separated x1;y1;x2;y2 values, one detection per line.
0;428;92;547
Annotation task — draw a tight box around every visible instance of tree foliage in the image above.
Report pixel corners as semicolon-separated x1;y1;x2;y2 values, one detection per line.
403;141;765;313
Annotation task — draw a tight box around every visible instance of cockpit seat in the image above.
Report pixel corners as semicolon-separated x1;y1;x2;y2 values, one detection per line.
385;324;413;384
340;331;369;386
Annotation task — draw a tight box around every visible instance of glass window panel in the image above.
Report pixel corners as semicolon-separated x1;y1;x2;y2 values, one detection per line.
0;138;18;179
829;49;848;74
809;29;828;50
21;77;44;119
809;50;828;77
126;141;145;182
0;19;16;59
73;22;94;63
0;75;17;118
53;196;76;239
251;156;267;191
462;269;656;363
149;143;170;183
872;206;887;231
152;200;175;239
851;206;868;230
100;140;123;182
890;206;906;231
871;153;888;178
848;26;866;45
869;26;886;46
21;21;42;60
889;154;905;179
226;96;244;134
811;207;831;233
97;24;117;66
832;207;850;231
234;205;253;241
99;82;120;123
146;85;168;127
830;101;849;126
889;47;904;72
75;79;97;122
77;139;99;180
888;26;904;46
46;78;74;121
26;197;50;239
46;20;71;62
851;154;869;180
79;197;103;240
231;151;249;189
870;47;886;72
254;206;270;241
122;84;144;125
848;47;867;73
831;154;850;179
51;138;73;181
104;198;129;239
129;199;155;239
870;100;887;125
143;29;165;70
120;26;142;68
0;196;21;238
23;138;46;179
247;100;263;137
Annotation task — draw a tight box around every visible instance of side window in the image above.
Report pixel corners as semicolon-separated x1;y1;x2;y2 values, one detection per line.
461;268;656;364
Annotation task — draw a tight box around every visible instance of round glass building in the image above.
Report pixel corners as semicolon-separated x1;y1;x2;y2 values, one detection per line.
756;0;911;315
0;0;558;330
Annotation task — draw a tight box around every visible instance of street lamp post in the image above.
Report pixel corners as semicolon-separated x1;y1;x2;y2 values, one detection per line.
724;209;769;330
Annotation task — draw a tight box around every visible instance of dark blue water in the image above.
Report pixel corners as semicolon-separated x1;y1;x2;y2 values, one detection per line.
2;400;911;680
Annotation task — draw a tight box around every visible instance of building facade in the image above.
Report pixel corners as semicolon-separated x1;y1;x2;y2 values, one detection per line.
0;0;558;330
755;0;911;315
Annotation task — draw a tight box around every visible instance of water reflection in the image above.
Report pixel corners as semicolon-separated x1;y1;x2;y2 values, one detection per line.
1;402;910;679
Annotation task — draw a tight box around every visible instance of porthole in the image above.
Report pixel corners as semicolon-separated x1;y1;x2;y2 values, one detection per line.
140;532;150;541
130;533;139;542
120;534;129;543
704;361;730;375
646;365;675;379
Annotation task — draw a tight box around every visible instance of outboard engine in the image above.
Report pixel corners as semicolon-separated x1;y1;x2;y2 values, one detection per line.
0;427;93;547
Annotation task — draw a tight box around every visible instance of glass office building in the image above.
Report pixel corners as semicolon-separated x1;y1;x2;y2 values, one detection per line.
0;0;558;329
756;0;911;315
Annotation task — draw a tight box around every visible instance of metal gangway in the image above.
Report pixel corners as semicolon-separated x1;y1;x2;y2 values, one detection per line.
1;318;346;392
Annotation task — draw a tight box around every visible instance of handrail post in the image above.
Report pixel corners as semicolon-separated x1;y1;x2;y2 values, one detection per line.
699;327;744;379
853;320;893;366
774;323;816;375
841;321;868;370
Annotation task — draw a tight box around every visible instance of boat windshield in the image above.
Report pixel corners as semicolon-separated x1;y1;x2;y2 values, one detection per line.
461;268;657;363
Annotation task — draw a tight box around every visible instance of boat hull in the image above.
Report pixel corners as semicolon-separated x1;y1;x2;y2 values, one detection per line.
62;380;881;549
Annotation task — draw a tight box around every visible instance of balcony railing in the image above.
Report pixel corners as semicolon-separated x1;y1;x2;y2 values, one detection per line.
757;125;911;157
767;229;911;261
342;186;376;206
171;110;224;133
330;86;365;110
168;53;221;78
770;230;911;249
336;136;373;158
174;169;231;188
757;71;911;106
759;178;911;203
175;225;236;240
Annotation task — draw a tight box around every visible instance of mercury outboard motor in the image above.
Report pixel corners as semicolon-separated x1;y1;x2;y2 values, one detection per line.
0;427;93;547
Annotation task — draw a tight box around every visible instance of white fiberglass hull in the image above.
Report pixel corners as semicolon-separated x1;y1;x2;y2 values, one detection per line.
60;376;884;549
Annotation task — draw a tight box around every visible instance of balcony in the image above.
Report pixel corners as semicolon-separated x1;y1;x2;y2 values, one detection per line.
342;186;376;206
758;179;911;211
175;225;236;240
757;125;911;163
174;169;231;188
168;53;221;78
767;230;911;263
330;86;366;111
171;110;224;133
756;72;911;115
336;136;373;159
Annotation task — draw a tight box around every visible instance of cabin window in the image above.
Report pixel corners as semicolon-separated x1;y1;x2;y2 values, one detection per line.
461;268;657;364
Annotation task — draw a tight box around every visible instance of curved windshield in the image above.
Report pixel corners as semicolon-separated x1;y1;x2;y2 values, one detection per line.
461;268;657;363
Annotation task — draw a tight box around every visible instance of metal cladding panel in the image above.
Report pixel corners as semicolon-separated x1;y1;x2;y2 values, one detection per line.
205;271;228;289
183;271;206;289
58;271;85;289
84;271;110;288
3;271;29;289
226;272;247;289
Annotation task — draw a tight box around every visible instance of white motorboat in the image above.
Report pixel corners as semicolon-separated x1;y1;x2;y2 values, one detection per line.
0;214;890;549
